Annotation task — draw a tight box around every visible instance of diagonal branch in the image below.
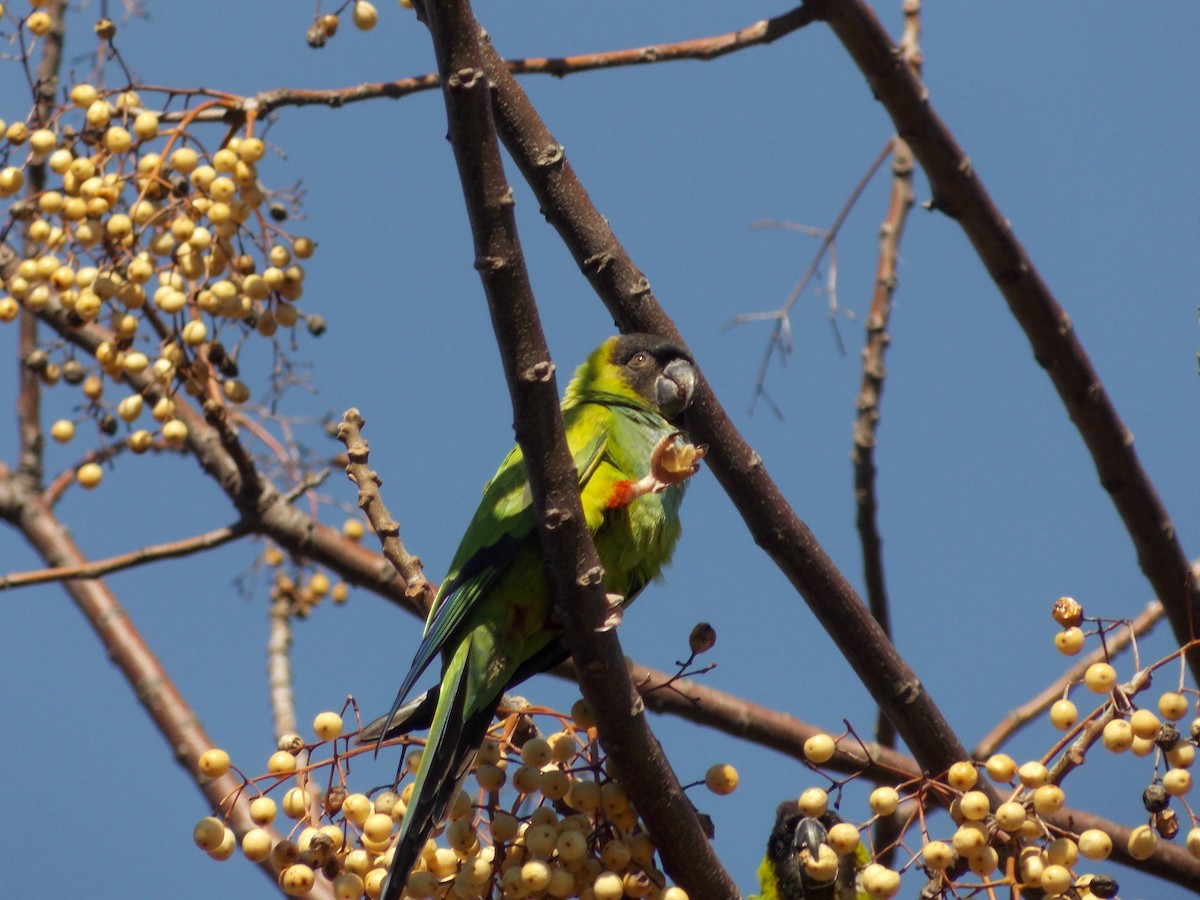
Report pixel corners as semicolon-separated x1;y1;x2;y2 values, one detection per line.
417;1;739;896
810;0;1200;680
0;470;332;897
0;520;251;591
478;16;981;797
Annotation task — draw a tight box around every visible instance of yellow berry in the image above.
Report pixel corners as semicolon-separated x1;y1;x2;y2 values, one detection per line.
1049;699;1078;731
704;763;738;795
249;796;277;826
1033;784;1065;815
798;787;828;818
1159;691;1190;722
1102;718;1133;753
1017;761;1049;788
198;748;231;778
162;418;188;446
193;816;226;851
985;753;1016;783
1187;826;1200;859
352;1;378;30
26;10;53;35
1078;828;1112;860
798;733;834;765
1084;662;1117;693
341;793;372;824
1164;768;1193;796
994;800;1026;832
947;761;978;791
869;786;899;816
50;418;75;442
312;711;343;741
76;462;103;488
267;749;297;774
1130;708;1161;740
1040;864;1072;895
959;791;990;821
921;840;954;870
1127;823;1156;860
280;863;315;895
241;827;272;862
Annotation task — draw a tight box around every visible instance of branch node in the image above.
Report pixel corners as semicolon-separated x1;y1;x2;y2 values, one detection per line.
521;360;556;383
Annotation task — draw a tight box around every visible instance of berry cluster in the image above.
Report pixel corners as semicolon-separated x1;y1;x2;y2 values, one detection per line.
0;48;319;488
195;702;735;899
790;597;1198;899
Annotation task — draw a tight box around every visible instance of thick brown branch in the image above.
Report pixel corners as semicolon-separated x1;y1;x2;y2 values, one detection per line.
419;2;738;896
811;0;1200;679
479;13;979;799
0;473;331;896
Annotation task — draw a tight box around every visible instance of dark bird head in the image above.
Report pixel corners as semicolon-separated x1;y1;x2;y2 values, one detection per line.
566;333;697;424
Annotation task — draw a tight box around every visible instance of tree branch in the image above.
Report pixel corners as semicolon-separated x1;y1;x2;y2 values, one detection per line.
810;0;1200;680
478;12;980;798
417;1;739;896
0;520;250;591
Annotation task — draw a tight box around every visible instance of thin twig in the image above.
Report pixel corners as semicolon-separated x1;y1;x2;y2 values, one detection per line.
0;520;251;590
335;408;433;613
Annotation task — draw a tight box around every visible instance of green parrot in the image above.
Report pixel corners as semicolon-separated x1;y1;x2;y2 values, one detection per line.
379;333;704;900
755;802;868;900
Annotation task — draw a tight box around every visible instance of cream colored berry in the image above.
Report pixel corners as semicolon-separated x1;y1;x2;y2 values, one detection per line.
1078;828;1112;860
193;816;226;851
1017;761;1049;788
313;711;344;741
705;763;738;795
1084;662;1117;693
798;787;828;818
1127;823;1156;860
198;747;231;778
922;840;954;870
827;822;860;856
985;753;1016;783
352;1;378;30
1040;864;1072;895
1130;708;1161;740
267;749;297;774
241;827;273;862
946;761;978;791
994;801;1026;832
280;863;315;895
77;462;103;488
959;791;990;821
869;785;899;816
1102;718;1133;753
50;419;75;442
249;796;277;826
1033;784;1065;815
803;733;836;764
1049;699;1078;731
162;419;188;446
1163;768;1193;796
1159;691;1190;721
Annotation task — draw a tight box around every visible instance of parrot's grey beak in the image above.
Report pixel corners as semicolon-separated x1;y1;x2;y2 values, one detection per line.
657;358;697;420
793;816;829;859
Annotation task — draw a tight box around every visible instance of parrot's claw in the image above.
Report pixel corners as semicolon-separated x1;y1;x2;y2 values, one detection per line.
649;432;707;487
596;593;626;632
608;434;707;508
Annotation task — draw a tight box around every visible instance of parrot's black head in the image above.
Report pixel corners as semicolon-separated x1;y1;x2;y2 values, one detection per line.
609;333;697;423
763;800;840;899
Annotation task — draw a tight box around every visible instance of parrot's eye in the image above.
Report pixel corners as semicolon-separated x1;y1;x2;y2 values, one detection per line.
627;352;652;369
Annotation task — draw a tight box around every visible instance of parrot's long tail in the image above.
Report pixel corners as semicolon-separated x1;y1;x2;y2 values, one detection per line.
381;642;495;900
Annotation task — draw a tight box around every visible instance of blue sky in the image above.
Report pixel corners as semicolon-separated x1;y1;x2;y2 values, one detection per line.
1;3;1198;898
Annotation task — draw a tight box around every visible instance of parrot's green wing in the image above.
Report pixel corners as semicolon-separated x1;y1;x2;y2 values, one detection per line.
381;408;613;734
